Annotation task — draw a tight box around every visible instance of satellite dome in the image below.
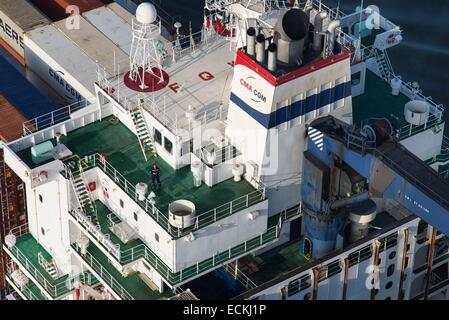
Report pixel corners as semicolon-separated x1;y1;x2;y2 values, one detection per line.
136;3;157;24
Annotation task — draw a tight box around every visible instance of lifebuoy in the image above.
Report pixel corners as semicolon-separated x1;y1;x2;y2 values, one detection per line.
386;33;396;45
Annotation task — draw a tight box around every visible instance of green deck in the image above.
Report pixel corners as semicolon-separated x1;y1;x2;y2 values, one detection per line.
13;233;70;286
17;117;257;216
352;70;410;126
78;241;173;300
10;233;98;299
239;239;309;286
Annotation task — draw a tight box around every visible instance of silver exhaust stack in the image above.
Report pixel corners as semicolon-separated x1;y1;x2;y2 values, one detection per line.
246;27;256;57
274;8;309;66
313;11;328;52
267;43;277;72
256;34;266;64
326;20;341;55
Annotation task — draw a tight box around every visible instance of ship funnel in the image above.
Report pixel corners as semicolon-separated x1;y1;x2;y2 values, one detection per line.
313;11;328;53
246;27;256;57
274;8;309;66
256;34;266;64
326;20;340;55
267;43;277;72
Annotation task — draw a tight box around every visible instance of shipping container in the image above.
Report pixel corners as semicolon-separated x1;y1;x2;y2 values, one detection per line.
28;0;112;22
83;2;135;54
53;15;129;75
0;97;28;293
24;24;98;104
0;0;50;64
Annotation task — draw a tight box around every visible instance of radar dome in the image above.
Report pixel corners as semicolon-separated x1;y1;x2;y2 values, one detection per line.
136;3;157;24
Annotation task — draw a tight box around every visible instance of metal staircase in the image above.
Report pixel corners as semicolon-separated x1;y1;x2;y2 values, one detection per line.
38;252;59;280
68;165;98;225
130;106;157;161
375;50;394;81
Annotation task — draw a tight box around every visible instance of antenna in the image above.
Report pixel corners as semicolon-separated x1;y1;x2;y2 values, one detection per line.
129;3;164;90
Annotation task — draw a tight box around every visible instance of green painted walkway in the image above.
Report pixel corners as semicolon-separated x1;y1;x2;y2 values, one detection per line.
352;70;409;126
79;242;173;300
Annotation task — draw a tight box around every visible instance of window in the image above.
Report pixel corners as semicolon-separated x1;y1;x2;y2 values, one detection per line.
351;71;361;86
287;275;311;297
303;292;311;300
291;93;304;126
389;251;397;260
155;233;159;242
120;199;124;208
385;281;393;290
319;82;332;115
39;194;43;203
164;137;173;154
276;99;289;130
154;128;162;145
333;77;346;109
387;264;395;277
304;88;318;122
133;212;138;222
41;227;45;236
385;297;392;300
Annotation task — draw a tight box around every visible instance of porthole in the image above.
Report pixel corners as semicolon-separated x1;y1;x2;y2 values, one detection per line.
385;281;393;290
387;264;395;277
389;251;396;260
303;292;311;300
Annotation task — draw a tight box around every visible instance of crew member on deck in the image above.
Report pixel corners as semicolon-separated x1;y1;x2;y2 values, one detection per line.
151;163;161;189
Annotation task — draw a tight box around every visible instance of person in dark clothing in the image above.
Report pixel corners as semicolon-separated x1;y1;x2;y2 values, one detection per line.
151;163;162;189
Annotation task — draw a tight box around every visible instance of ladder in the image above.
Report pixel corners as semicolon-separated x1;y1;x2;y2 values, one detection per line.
69;165;98;225
38;252;59;279
375;50;394;82
130;106;157;161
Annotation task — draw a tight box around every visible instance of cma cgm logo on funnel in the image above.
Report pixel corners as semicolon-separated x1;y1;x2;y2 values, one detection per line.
240;76;267;103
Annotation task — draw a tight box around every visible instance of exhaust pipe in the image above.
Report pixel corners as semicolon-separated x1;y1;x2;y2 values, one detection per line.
256;34;266;64
267;43;277;72
313;11;328;52
246;27;256;57
327;20;341;55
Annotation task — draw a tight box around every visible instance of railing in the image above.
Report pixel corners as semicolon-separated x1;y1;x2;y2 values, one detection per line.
22;100;89;136
223;262;257;290
195;143;241;167
71;243;134;300
69;209;121;260
426;136;449;165
6;275;43;300
6;240;94;298
73;201;301;288
81;153;265;239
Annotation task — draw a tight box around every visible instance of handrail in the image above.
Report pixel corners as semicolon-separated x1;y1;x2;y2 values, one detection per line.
72;200;301;287
81;153;265;238
6;240;95;298
72;243;134;300
22;100;89;136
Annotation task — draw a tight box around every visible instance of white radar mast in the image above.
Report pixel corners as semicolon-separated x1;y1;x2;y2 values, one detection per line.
129;3;164;90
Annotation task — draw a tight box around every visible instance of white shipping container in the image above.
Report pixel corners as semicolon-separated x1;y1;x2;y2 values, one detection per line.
24;24;97;104
53;16;129;76
83;3;134;55
0;0;49;60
